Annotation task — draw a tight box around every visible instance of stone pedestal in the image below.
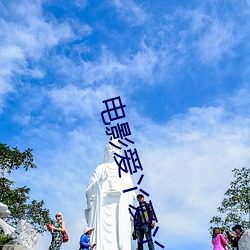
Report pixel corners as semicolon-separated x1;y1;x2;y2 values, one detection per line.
1;246;26;250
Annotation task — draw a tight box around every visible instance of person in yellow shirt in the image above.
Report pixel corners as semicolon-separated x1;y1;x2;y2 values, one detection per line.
133;194;156;250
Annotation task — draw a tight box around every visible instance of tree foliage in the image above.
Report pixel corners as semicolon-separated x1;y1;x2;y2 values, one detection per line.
0;144;36;175
0;143;52;233
210;167;250;232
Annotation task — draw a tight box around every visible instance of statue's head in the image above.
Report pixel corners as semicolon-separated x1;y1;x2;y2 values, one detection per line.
103;138;122;163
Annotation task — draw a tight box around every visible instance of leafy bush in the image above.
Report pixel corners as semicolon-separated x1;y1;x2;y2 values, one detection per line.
0;234;14;246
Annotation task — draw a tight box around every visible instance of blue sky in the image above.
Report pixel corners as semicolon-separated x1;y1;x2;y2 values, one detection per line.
1;0;250;249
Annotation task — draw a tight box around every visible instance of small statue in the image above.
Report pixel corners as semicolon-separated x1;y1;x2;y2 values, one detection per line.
13;220;38;250
0;202;38;250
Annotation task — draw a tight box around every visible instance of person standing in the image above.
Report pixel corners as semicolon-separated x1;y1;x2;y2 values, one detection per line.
231;225;244;250
212;227;232;250
49;212;66;250
134;194;156;250
79;227;96;250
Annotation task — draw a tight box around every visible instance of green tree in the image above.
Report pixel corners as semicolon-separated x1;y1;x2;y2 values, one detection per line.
0;143;52;233
210;167;250;232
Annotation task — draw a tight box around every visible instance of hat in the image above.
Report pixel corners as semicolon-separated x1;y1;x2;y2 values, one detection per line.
232;225;243;231
55;212;63;218
84;227;95;234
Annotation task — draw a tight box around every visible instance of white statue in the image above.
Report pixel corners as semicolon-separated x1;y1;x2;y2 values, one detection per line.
239;229;250;250
0;203;37;250
13;220;38;250
0;202;15;235
0;202;11;218
85;139;136;250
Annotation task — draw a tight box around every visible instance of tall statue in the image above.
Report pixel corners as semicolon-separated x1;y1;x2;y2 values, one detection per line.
85;139;136;250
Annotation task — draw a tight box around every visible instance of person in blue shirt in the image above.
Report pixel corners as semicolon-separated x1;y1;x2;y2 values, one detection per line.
79;227;96;250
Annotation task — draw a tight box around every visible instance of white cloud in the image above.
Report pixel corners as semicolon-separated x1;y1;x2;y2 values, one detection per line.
0;1;72;57
73;0;87;9
0;1;74;111
48;84;118;119
221;84;250;115
81;46;158;86
127;43;158;84
81;48;127;85
196;20;235;63
188;8;210;33
112;0;148;26
159;7;240;67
